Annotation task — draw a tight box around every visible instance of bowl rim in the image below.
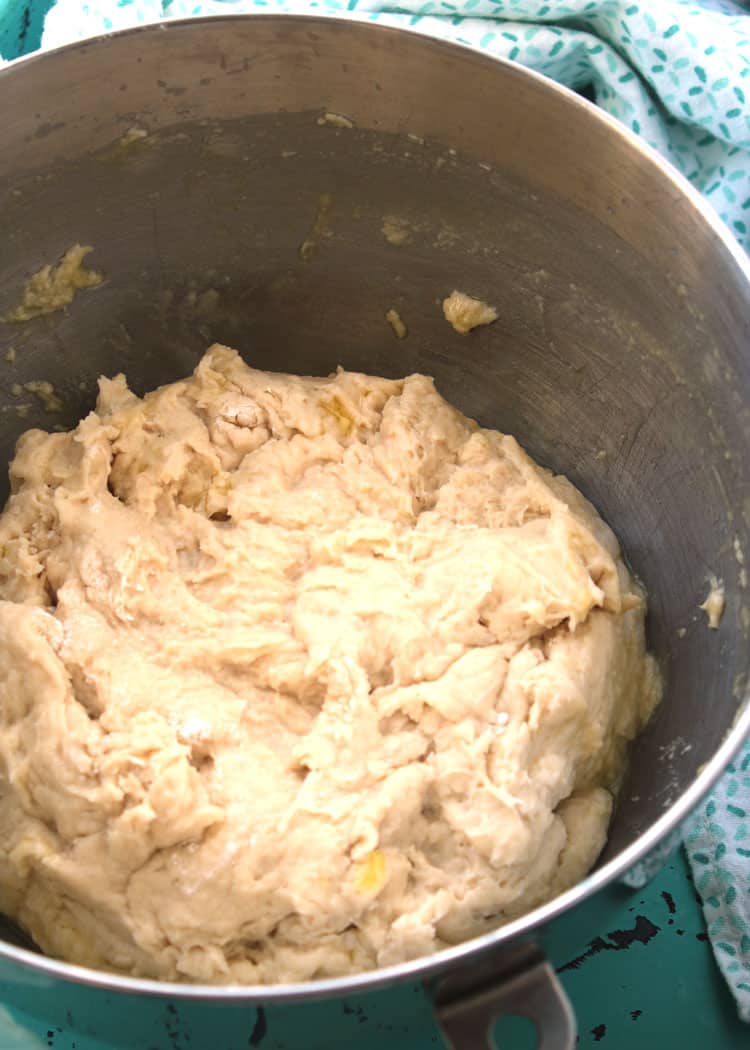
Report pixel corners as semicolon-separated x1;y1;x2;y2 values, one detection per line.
1;10;749;1002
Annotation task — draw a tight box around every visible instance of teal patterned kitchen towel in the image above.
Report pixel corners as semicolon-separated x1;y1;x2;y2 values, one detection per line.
685;743;750;1022
5;0;750;1022
29;0;750;250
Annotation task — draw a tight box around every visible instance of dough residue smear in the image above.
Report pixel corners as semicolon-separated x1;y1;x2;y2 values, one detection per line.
299;193;334;262
385;308;408;339
316;112;354;129
0;345;659;984
701;576;725;629
5;244;103;323
382;217;411;247
442;290;498;334
118;126;149;147
11;380;64;414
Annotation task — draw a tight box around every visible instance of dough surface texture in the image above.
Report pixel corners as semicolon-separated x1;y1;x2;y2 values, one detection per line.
0;345;658;983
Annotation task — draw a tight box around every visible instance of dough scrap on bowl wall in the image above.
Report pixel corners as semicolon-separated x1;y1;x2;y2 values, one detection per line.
0;344;660;983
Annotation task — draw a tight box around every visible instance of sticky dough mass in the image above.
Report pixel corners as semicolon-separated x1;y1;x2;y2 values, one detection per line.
0;345;659;983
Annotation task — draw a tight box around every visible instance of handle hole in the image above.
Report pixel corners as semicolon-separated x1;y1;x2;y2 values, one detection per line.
493;1013;539;1050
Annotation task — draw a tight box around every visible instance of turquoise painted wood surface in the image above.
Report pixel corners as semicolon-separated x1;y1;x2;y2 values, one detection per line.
0;0;49;58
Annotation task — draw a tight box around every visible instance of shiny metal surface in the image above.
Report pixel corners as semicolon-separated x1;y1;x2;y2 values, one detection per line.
436;942;575;1050
0;13;749;1020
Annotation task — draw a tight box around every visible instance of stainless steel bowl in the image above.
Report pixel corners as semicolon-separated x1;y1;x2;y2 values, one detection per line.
1;16;749;1049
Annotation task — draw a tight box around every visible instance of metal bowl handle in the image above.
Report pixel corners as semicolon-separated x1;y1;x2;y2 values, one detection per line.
431;942;576;1050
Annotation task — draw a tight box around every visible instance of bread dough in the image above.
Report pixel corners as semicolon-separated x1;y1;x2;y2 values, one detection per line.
0;345;659;983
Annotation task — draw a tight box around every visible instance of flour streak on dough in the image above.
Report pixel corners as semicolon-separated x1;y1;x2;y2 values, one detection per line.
0;346;659;984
